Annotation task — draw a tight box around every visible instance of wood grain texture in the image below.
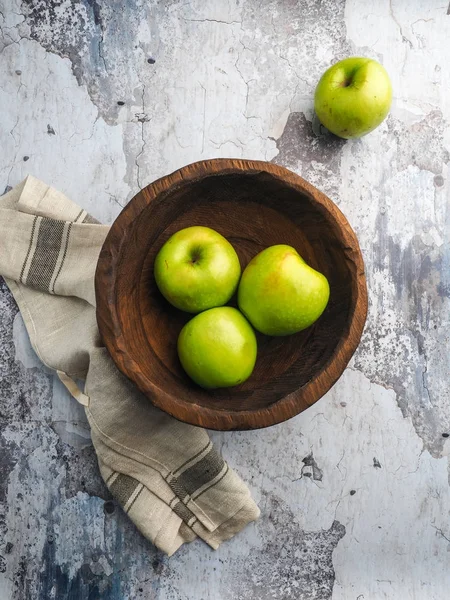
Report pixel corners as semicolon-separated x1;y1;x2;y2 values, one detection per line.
95;159;368;430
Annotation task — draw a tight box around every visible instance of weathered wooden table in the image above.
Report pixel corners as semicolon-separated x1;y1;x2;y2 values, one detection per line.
1;1;450;598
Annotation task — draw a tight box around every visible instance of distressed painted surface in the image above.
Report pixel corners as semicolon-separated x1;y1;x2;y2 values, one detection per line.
1;0;450;598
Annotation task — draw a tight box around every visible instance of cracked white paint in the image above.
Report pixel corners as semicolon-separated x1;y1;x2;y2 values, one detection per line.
1;0;450;599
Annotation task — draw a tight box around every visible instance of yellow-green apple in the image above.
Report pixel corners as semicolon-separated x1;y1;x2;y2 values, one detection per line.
238;245;329;336
177;307;257;389
154;226;241;313
314;57;392;139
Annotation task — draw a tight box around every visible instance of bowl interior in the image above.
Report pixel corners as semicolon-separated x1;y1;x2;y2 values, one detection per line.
114;170;355;415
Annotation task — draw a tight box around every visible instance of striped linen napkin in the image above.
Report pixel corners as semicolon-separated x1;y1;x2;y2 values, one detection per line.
0;176;259;555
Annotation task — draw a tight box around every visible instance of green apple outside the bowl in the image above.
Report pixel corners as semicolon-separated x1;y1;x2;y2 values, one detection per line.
238;244;330;336
177;307;257;389
314;57;392;139
154;226;241;313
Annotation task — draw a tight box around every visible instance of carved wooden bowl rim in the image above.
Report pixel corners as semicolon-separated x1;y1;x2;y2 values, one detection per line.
95;159;368;430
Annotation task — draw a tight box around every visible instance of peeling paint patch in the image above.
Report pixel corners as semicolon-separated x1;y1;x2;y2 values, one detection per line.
388;111;449;175
22;0;154;125
302;452;324;482
231;495;345;600
272;112;346;199
56;440;110;500
355;221;450;456
23;0;106;97
0;278;53;424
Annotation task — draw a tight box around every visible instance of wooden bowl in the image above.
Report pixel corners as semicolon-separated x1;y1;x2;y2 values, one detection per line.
95;159;367;430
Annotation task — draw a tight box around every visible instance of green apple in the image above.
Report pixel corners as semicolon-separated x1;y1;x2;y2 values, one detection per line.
154;226;241;313
237;245;330;336
177;307;257;389
314;57;392;139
